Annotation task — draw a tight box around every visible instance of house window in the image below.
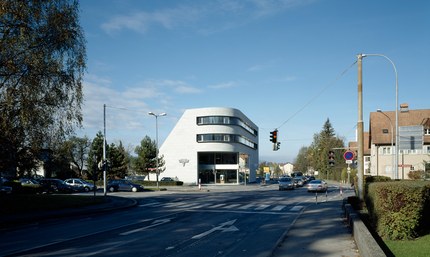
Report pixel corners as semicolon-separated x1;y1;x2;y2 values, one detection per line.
380;147;392;155
425;128;430;135
382;129;389;134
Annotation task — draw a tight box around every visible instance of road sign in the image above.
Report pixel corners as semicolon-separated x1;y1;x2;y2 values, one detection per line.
343;150;355;161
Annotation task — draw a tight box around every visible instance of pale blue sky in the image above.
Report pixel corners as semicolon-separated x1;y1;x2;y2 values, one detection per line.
78;0;430;162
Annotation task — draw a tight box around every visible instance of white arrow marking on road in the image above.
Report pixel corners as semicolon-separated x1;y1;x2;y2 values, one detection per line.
120;218;171;236
192;219;239;240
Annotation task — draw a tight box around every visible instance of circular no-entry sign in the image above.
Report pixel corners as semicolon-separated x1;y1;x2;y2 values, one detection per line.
343;150;355;161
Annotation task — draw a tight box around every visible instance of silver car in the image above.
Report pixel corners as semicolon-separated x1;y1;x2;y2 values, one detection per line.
307;180;328;192
64;178;96;192
278;177;294;191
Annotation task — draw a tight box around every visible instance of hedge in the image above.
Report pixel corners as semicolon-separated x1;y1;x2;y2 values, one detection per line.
366;181;430;240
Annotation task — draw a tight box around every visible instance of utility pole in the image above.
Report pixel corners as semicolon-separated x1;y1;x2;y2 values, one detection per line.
103;104;107;196
357;54;364;200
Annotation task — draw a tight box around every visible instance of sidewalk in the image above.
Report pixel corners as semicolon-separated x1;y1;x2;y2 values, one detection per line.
272;188;360;257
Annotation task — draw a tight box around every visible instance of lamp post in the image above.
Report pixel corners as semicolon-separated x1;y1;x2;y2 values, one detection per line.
361;53;399;180
148;112;166;189
377;109;394;178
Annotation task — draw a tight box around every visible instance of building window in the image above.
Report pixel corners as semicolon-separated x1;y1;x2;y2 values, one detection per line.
425;128;430;135
198;152;238;165
196;133;257;149
197;116;258;136
380;147;392;155
382;129;389;134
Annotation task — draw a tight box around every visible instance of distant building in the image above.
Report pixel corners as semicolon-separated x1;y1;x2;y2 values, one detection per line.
159;107;259;184
368;105;430;179
280;163;294;176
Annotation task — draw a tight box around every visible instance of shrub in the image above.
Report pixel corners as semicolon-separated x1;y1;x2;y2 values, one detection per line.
368;181;430;240
408;170;424;180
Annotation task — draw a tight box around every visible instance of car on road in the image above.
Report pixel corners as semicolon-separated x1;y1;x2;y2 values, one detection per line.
278;177;294;191
107;179;144;192
307;180;328;192
64;178;96;192
19;178;45;193
38;178;75;194
160;177;176;182
293;178;305;187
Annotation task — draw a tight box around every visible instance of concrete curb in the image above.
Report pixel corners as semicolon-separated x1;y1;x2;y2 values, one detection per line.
343;202;386;257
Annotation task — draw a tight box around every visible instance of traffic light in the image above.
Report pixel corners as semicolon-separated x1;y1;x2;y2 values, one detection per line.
276;142;281;150
269;130;278;143
328;150;335;166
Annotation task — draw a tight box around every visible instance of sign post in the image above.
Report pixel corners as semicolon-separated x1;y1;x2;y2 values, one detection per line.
344;150;355;187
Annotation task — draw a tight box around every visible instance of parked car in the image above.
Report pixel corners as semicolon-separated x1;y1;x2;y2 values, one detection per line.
160;177;176;182
0;177;12;195
39;178;75;194
19;178;45;194
125;175;146;181
64;178;96;192
278;177;294;191
307;180;328;192
107;179;144;192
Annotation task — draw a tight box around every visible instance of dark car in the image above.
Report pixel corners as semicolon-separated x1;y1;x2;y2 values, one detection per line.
39;178;75;194
19;178;45;194
160;177;176;182
107;179;144;192
0;177;12;195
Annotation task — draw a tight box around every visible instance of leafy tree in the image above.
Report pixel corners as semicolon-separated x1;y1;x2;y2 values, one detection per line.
134;136;165;180
108;141;128;179
63;136;91;177
294;146;310;174
0;0;86;175
87;132;107;181
308;118;345;180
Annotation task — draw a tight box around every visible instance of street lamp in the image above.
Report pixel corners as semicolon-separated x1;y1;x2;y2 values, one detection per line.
362;54;399;180
377;109;394;178
148;111;166;189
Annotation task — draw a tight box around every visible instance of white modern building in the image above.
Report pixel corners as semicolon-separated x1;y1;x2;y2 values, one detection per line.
159;107;259;184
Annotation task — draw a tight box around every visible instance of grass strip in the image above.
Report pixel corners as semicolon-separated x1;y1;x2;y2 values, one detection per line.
384;234;430;257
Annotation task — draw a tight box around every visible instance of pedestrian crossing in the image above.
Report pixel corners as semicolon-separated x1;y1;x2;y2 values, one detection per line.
139;201;304;213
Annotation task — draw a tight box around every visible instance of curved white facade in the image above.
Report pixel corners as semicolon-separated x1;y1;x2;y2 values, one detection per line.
159;107;259;184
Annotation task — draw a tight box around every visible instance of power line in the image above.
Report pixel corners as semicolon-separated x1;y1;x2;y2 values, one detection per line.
276;60;357;130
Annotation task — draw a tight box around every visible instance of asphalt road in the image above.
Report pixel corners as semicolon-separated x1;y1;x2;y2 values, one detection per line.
1;183;330;257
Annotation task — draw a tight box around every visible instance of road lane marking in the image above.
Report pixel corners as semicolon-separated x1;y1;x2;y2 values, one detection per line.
290;206;304;211
120;219;172;236
238;203;256;209
254;204;270;210
191;219;238;239
222;204;241;209
271;205;286;211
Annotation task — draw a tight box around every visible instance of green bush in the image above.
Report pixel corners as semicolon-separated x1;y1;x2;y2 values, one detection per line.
367;181;430;240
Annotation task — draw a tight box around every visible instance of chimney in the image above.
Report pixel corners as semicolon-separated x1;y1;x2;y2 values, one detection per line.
400;103;409;112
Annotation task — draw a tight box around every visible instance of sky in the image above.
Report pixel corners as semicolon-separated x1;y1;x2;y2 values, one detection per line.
77;0;430;163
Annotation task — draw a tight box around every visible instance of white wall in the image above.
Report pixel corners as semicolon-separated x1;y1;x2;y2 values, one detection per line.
159;107;259;184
